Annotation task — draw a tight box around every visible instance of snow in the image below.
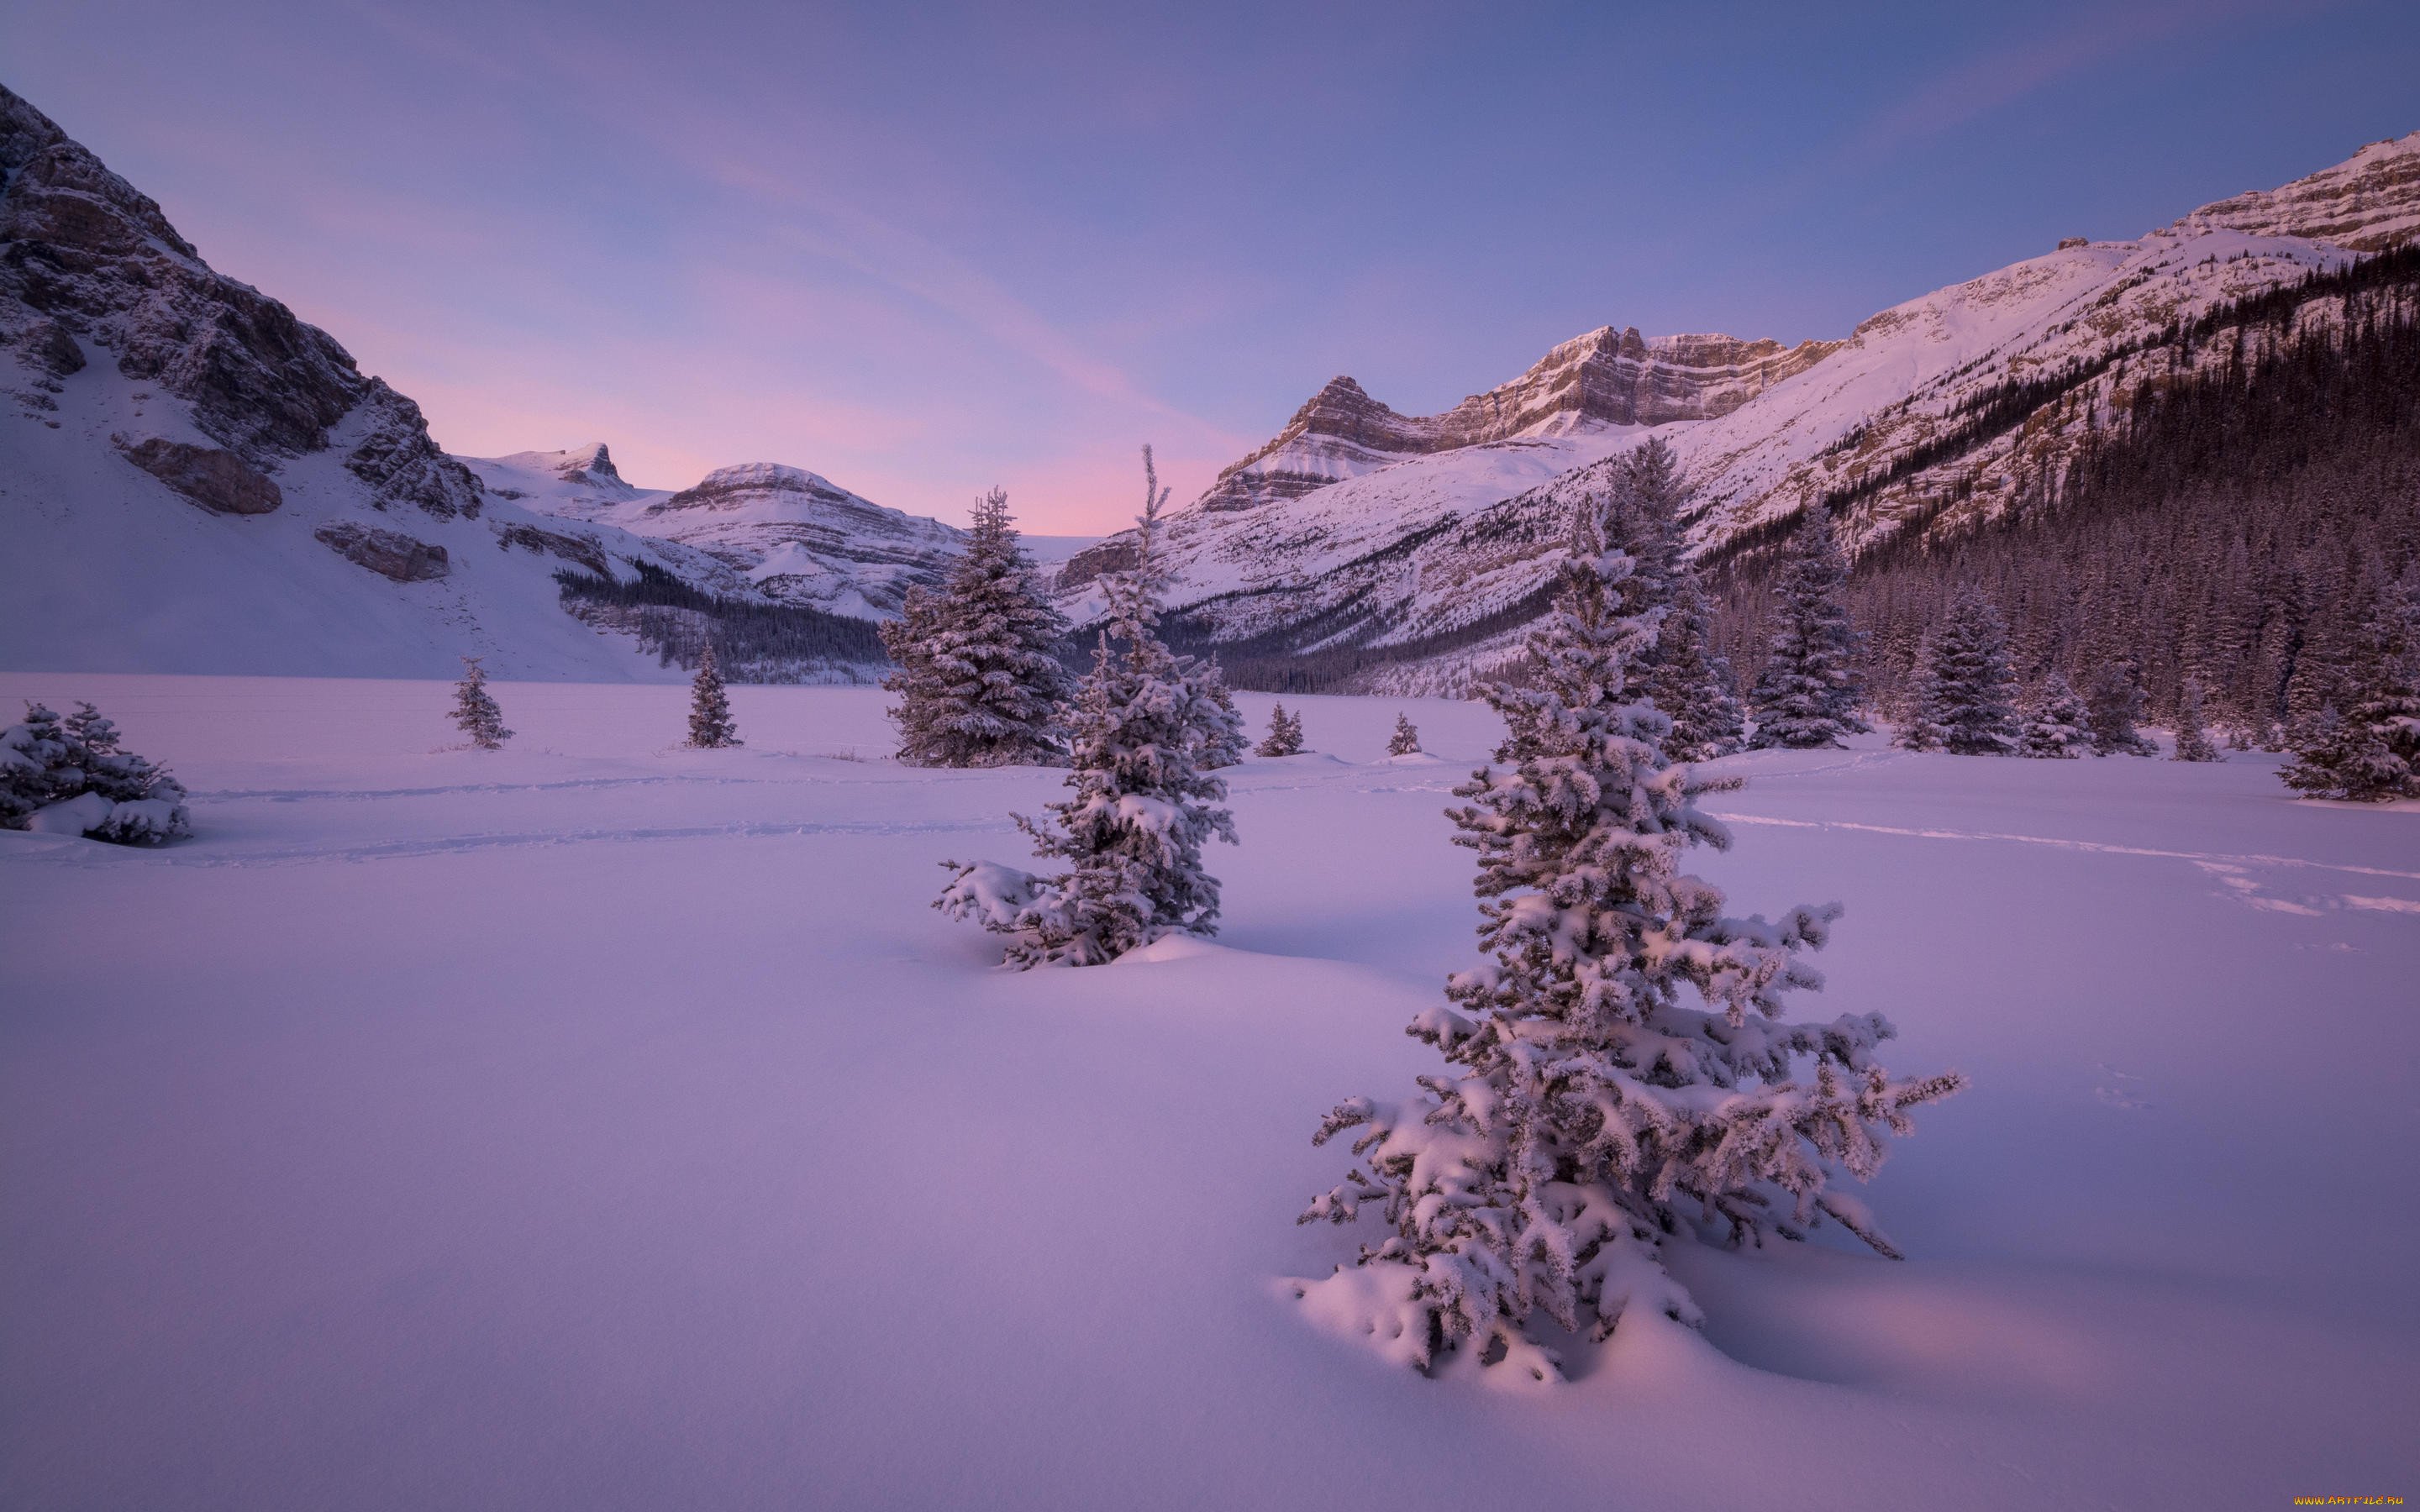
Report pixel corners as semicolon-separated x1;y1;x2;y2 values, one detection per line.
460;451;967;620
2;675;2414;1509
0;365;681;682
1059;426;1652;625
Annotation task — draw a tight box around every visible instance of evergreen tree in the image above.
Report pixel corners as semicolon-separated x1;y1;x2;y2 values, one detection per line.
2017;674;2091;759
2281;588;2420;800
450;657;512;750
1614;437;1745;760
1;701;191;844
1749;512;1869;748
2170;675;2221;762
881;486;1072;767
2084;660;2157;756
1891;635;1947;753
1386;712;1423;757
1256;702;1305;757
939;448;1239;966
1903;588;2019;755
687;641;739;748
1292;501;1964;1379
1194;664;1250;770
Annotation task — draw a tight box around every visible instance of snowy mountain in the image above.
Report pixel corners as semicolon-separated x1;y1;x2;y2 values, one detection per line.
6;67;2412;692
1058;131;2420;691
0;84;758;680
0;82;968;680
464;453;966;621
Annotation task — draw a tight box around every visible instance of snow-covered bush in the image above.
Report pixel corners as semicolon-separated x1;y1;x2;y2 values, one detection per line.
2281;589;2420;800
2018;674;2091;759
2084;660;2157;757
2170;676;2220;763
1898;588;2018;755
687;641;740;748
937;449;1239;967
881;486;1071;767
1292;502;1965;1380
1386;712;1422;757
1;701;191;844
1256;703;1305;757
450;657;512;750
1749;512;1869;749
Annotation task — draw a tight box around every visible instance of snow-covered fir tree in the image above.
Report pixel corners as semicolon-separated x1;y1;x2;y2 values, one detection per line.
1386;712;1423;757
1749;512;1868;748
1256;702;1305;757
1194;665;1250;770
881;486;1072;767
937;449;1239;967
1;701;191;844
1891;637;1946;753
687;641;739;748
2017;674;2091;759
450;658;512;751
2280;585;2420;801
1292;500;1965;1379
2170;675;2221;763
2084;660;2157;756
1902;587;2019;755
1612;437;1744;761
1650;583;1748;761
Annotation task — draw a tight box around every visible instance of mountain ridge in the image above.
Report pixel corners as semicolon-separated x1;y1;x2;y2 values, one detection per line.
1055;129;2420;693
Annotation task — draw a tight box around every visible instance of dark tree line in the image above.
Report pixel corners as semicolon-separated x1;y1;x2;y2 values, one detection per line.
1715;250;2420;737
555;563;891;682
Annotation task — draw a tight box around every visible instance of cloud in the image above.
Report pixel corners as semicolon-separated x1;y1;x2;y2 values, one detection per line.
1836;0;2313;170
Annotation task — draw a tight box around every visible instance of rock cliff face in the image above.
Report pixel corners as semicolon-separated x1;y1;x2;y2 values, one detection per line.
2175;134;2420;251
0;83;481;518
1186;326;1839;514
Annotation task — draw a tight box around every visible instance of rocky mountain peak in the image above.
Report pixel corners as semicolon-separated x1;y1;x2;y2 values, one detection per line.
0;83;481;517
2170;129;2420;252
557;441;620;485
1183;320;1841;517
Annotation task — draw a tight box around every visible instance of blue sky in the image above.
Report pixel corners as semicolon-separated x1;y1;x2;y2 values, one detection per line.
7;0;2417;531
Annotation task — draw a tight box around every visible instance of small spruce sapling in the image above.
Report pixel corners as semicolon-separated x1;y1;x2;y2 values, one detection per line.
1386;712;1423;757
450;657;513;750
1256;702;1305;757
2170;676;2220;763
687;641;740;748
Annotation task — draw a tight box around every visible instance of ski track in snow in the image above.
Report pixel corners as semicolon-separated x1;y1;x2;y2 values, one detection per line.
10;816;1018;869
1708;810;2420;890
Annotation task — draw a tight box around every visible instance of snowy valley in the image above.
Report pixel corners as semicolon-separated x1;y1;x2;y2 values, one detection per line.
4;43;2418;1512
3;675;2413;1509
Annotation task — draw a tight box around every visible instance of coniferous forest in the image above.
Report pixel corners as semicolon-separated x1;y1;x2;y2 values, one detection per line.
1713;249;2420;735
